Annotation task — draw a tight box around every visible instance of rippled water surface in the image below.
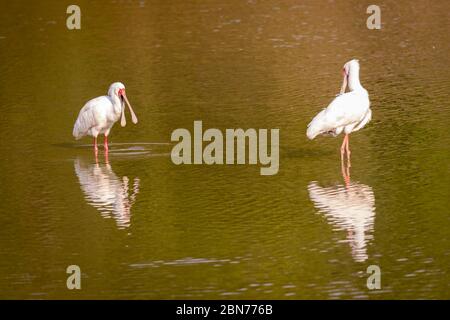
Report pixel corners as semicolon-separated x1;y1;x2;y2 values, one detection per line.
0;0;449;299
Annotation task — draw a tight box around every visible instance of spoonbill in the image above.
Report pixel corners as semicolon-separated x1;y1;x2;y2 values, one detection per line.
306;60;371;162
73;82;138;154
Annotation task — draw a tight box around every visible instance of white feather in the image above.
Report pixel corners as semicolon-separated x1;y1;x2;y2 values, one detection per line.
73;97;112;139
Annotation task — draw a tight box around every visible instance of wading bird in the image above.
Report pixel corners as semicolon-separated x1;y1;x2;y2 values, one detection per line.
73;82;138;155
306;60;371;162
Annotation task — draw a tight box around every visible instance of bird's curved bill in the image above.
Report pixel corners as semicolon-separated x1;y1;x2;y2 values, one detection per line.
340;70;348;95
120;92;138;126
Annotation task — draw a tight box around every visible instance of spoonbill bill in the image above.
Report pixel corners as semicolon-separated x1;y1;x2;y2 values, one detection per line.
306;60;371;162
73;82;138;154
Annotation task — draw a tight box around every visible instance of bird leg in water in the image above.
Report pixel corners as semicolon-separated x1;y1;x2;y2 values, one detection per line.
340;135;347;159
346;134;351;166
341;156;351;188
104;135;109;152
340;134;351;166
94;137;98;155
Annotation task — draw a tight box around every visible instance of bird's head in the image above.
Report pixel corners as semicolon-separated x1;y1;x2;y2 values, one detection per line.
108;82;138;127
340;59;360;94
108;82;126;99
342;59;360;77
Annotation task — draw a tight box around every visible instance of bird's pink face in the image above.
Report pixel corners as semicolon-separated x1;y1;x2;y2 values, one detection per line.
342;65;350;77
340;64;350;94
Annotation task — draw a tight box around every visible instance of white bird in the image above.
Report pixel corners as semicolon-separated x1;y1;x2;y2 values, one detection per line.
73;82;138;154
306;59;371;161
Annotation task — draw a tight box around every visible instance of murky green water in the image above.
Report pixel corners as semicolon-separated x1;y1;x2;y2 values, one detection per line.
0;0;449;299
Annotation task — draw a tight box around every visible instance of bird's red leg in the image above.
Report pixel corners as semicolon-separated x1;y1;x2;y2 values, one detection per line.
345;134;351;166
104;135;109;162
340;135;348;160
341;154;351;188
94;137;99;162
104;135;109;152
94;137;98;154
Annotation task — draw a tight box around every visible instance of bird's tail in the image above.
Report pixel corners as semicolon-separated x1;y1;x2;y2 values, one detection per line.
306;109;326;140
73;119;83;140
73;110;93;140
72;107;96;140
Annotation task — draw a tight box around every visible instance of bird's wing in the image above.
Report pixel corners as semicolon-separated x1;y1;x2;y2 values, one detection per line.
352;108;372;133
323;92;369;127
307;91;369;139
72;96;110;139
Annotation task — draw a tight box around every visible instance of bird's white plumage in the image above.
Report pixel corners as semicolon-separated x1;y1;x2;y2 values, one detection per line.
73;95;121;140
306;60;371;140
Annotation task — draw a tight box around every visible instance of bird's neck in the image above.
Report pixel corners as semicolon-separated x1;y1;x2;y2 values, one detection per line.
348;69;364;91
110;95;123;114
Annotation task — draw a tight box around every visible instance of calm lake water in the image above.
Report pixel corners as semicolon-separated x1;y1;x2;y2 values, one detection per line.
0;0;449;299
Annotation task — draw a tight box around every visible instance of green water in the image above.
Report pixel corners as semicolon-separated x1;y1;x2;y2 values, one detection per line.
0;0;449;299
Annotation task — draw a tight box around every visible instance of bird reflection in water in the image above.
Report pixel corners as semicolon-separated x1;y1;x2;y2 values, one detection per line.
308;161;376;262
74;157;140;229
